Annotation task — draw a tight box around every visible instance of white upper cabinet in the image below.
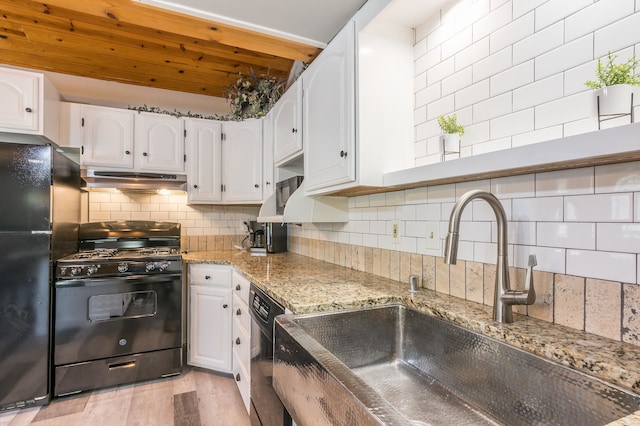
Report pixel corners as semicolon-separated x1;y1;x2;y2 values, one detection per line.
135;112;185;172
273;79;303;166
302;21;355;192
186;118;222;203
186;118;263;204
300;0;414;195
262;111;275;200
81;105;135;169
221;119;263;203
0;66;59;143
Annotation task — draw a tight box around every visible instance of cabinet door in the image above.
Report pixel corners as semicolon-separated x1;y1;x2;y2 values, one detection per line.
221;120;263;202
273;80;302;165
303;21;356;192
82;105;135;168
135;112;185;172
188;285;232;372
186;119;222;203
262;111;275;201
0;69;40;132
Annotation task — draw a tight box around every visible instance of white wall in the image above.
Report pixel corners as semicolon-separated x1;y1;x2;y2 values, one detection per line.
413;0;640;165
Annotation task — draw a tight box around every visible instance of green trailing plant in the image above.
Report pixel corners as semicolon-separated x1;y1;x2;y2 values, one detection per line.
128;104;228;121
437;114;465;136
224;68;286;120
584;52;640;89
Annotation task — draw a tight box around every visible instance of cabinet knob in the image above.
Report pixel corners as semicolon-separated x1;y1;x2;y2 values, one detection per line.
193;184;198;189
25;107;33;113
236;284;241;291
143;152;148;156
254;184;259;188
292;128;297;133
266;181;271;186
223;304;228;308
236;308;241;315
340;150;348;158
235;373;241;382
205;275;210;280
125;150;131;155
235;337;241;345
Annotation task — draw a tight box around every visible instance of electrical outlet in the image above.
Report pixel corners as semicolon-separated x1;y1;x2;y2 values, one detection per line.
392;223;398;239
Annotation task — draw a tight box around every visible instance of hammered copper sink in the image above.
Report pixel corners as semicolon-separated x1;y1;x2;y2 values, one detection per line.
273;305;640;426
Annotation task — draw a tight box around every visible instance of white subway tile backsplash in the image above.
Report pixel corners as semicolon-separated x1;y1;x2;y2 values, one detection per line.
461;121;490;147
386;190;406;206
490;11;534;54
534;34;594;80
564;60;597;95
427;56;455;85
513;0;548;19
513;21;564;65
416;83;441;109
562;117;598;137
535;0;592;31
513;245;566;273
405;187;429;204
472;92;512;123
459;220;493;242
594;11;640;57
512;126;563;147
427;20;457;51
416;203;442;220
565;0;634;42
537;222;596;249
595;163;640;194
567;249;637;283
492;174;536;198
428;184;456;203
362;234;378;248
455;79;490;109
442;66;473;96
455;37;491;71
512;197;564;221
396;205;417;220
508;221;537;245
473;47;512;82
369;193;387;207
565;193;634;222
415;47;441;75
490;108;534;139
597;223;640;253
535;91;594;128
473;2;512;42
455;240;475;261
473;198;512;221
414;37;428;59
442;27;473;59
427;95;456;120
472;137;512;155
378;206;396;220
456;179;492;196
490;60;534;96
536;167;594;196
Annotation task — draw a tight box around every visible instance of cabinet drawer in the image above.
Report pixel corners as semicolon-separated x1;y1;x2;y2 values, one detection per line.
189;265;232;286
233;293;251;335
232;272;250;302
232;316;251;369
232;348;251;415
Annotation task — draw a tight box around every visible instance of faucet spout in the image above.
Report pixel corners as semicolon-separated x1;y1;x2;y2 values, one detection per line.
443;190;536;323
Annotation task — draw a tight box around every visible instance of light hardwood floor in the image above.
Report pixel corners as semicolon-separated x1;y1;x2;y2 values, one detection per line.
0;367;250;426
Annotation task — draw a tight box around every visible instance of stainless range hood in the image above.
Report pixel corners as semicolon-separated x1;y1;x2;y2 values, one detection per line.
81;169;187;190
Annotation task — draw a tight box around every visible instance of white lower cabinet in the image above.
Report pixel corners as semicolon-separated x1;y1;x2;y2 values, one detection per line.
188;265;252;414
188;265;232;373
232;271;252;414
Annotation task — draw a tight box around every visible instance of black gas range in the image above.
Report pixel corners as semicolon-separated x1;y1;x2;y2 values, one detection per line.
53;221;184;397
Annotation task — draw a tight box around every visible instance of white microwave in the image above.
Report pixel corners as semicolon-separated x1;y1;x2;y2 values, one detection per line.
275;176;303;215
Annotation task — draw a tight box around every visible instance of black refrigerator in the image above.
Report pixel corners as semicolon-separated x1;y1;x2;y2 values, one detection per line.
0;142;80;411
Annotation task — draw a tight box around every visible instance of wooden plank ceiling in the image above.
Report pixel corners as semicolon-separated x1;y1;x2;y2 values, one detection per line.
0;0;322;98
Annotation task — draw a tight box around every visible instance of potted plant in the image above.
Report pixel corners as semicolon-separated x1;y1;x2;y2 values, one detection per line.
437;114;465;155
584;52;640;119
224;68;286;120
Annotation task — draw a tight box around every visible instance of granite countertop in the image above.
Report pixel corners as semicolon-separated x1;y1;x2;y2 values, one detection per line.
183;250;640;424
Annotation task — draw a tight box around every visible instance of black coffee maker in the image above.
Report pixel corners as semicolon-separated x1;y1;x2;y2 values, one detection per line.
248;221;287;253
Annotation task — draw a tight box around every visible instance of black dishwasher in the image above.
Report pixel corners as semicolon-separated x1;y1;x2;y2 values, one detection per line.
249;284;292;426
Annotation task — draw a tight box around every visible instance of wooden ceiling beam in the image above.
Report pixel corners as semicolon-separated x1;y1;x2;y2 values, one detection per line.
25;0;321;63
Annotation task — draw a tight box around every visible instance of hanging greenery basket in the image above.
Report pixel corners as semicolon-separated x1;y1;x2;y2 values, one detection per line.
224;69;286;121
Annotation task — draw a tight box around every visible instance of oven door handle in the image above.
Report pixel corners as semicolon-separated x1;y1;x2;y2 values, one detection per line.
55;273;182;288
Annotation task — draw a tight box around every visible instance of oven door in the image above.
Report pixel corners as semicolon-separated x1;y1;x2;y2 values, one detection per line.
54;274;182;366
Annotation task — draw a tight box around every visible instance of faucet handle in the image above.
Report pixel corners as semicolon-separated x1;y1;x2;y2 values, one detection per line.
524;255;537;305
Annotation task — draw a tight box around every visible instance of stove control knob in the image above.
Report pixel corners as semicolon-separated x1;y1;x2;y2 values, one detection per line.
87;265;99;275
70;267;82;276
158;262;169;271
118;263;129;273
145;262;156;272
